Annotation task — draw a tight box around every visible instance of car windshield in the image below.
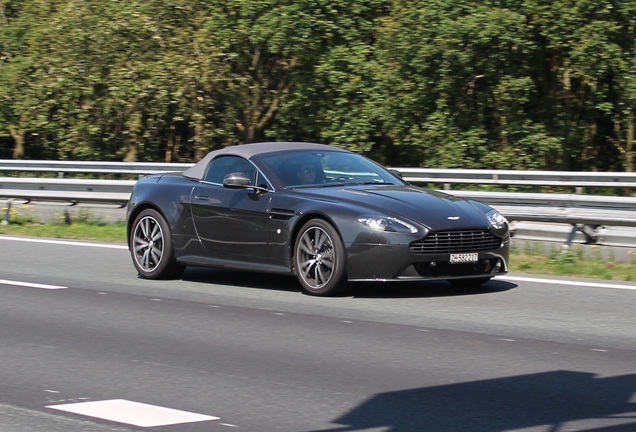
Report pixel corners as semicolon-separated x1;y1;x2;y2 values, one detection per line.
260;150;405;189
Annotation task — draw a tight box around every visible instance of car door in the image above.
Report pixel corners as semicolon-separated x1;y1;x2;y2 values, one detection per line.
190;155;272;260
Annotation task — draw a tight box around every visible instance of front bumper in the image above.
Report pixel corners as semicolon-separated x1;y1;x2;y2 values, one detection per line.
346;242;509;282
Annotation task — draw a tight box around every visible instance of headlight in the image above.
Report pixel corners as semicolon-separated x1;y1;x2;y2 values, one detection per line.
486;209;507;230
358;215;418;234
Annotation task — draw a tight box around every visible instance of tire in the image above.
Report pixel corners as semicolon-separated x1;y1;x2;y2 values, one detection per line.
130;208;185;279
294;219;348;296
448;277;492;287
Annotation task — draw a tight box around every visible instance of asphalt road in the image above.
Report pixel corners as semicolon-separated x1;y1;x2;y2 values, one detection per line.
1;235;635;432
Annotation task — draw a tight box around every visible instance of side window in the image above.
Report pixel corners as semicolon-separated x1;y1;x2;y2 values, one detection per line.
203;156;256;184
255;170;272;190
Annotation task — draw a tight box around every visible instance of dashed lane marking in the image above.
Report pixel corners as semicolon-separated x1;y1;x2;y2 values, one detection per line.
0;279;67;290
46;399;219;428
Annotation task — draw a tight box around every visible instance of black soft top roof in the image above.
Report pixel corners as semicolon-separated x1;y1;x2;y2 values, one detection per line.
182;142;347;180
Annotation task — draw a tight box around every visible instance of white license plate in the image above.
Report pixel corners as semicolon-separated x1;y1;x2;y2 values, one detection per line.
450;253;478;264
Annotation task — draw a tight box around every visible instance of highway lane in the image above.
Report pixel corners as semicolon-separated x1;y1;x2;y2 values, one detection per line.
1;235;636;431
2;235;635;351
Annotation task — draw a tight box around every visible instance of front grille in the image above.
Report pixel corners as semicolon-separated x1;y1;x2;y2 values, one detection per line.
413;259;502;277
410;230;502;254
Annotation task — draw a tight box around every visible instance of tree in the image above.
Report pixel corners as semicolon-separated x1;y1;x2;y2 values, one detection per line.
371;0;565;169
1;0;635;174
0;0;63;159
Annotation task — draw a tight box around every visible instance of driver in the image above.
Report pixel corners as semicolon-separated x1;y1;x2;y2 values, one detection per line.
296;163;317;184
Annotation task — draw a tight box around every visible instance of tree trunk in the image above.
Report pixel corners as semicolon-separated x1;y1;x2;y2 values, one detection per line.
627;109;634;173
123;113;142;162
194;115;205;161
165;123;175;163
244;124;258;144
123;140;138;162
8;126;25;159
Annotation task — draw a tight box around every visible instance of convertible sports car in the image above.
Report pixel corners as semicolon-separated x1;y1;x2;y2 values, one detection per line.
126;142;509;296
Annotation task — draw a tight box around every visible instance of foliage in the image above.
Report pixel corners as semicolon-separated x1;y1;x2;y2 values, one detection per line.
0;0;635;171
0;204;126;241
0;220;127;242
509;242;636;281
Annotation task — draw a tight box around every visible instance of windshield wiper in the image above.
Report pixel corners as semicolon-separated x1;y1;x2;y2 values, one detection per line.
316;181;395;188
289;184;320;190
292;181;395;189
317;182;347;188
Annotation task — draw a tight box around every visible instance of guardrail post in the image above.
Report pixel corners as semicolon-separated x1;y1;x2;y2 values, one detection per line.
2;198;12;225
564;224;582;247
562;223;599;250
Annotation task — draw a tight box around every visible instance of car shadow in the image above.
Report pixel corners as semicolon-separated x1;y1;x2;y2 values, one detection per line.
180;267;516;298
181;267;302;293
303;370;636;432
349;279;517;299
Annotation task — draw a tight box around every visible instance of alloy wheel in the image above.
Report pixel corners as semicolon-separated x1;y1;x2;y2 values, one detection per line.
297;226;336;290
133;215;165;273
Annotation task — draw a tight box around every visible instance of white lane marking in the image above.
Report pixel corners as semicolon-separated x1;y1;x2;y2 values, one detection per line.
46;399;219;428
0;279;67;290
0;236;127;250
500;276;636;291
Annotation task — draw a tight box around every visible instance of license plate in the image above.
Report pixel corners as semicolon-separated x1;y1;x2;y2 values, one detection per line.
450;253;478;264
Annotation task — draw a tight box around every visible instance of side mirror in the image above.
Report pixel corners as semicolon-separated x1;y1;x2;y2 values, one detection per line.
389;168;403;178
223;172;269;193
223;172;252;188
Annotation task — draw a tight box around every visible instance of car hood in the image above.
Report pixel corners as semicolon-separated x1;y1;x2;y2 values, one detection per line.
298;185;491;230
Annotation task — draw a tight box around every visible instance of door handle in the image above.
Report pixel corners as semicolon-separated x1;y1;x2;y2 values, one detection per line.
195;195;210;201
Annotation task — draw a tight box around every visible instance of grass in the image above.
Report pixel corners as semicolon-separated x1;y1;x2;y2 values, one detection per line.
0;205;127;243
0;220;127;243
510;242;636;282
2;205;636;282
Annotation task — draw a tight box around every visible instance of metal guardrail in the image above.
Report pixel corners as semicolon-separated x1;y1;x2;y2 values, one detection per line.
397;168;636;190
447;191;636;245
509;222;636;249
0;160;193;176
0;161;189;223
449;191;636;226
0;177;134;208
2;161;636;245
3;160;636;189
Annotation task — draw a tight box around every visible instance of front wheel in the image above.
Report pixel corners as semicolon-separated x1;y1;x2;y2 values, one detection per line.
130;208;185;279
294;219;348;296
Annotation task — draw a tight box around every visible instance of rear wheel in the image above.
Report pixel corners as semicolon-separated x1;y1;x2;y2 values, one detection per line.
448;277;492;287
131;208;185;279
294;219;347;296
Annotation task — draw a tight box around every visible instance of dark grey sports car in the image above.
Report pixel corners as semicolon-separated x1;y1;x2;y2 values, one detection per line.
126;142;509;296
